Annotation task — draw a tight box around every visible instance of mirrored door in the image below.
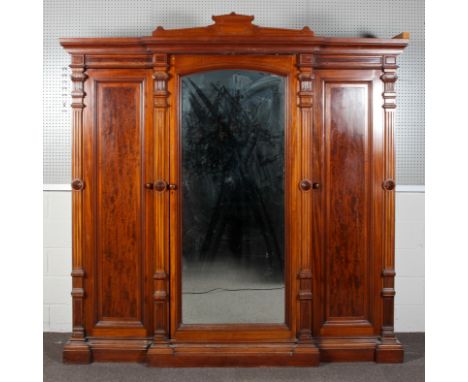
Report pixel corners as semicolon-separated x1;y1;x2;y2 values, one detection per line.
169;55;298;337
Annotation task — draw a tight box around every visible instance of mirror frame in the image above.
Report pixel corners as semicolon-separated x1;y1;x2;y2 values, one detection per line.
168;55;298;342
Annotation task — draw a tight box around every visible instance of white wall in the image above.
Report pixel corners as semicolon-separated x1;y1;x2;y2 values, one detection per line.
43;190;424;332
43;191;72;332
395;191;425;331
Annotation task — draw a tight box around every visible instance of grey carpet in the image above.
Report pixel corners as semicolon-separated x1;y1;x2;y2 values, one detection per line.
44;332;424;382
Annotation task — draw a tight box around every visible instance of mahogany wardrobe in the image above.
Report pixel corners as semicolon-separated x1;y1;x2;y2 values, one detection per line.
60;13;408;366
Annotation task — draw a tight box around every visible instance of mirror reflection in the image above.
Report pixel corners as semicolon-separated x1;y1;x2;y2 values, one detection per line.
181;70;285;324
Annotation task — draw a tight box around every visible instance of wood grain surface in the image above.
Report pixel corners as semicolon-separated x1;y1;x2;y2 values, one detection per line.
61;13;408;366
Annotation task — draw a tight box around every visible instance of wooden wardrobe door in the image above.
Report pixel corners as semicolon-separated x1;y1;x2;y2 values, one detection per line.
82;69;154;337
313;70;384;337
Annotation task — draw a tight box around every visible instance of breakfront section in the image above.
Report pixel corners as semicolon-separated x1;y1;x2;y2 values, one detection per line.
311;69;395;361
64;67;155;362
61;13;408;366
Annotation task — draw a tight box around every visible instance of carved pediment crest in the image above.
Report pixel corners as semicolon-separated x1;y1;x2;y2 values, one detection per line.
152;12;314;38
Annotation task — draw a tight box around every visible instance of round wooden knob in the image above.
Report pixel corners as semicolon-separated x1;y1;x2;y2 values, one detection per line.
154;180;168;192
71;179;84;191
299;179;312;191
382;179;396;191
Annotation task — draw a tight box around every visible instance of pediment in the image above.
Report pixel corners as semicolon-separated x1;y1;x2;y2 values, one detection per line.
152;12;314;39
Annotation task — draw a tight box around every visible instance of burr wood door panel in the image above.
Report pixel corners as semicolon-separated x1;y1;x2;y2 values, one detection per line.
82;69;154;337
313;70;384;337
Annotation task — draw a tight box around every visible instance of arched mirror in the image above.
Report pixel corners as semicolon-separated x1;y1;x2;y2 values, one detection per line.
180;70;286;324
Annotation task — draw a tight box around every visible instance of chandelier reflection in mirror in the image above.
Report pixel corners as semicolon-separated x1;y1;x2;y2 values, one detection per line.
181;70;285;324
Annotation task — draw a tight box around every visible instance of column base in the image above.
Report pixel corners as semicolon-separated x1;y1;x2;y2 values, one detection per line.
63;339;92;364
375;339;404;363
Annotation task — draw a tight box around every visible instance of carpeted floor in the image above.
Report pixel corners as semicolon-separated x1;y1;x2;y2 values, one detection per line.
44;332;424;382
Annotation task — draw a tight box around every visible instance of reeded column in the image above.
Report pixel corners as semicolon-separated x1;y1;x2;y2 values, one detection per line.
296;53;316;345
63;54;91;363
149;53;171;347
376;54;404;363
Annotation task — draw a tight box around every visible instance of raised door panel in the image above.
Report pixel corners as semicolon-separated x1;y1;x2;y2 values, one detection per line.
83;70;153;336
314;71;383;337
326;83;370;323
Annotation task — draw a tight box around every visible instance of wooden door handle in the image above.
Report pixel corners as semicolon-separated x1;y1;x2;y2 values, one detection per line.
154;180;168;192
299;180;320;191
71;179;84;191
145;181;177;191
382;179;396;191
299;179;312;191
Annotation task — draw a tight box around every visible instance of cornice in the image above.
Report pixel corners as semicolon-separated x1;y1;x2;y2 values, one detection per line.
60;13;408;69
